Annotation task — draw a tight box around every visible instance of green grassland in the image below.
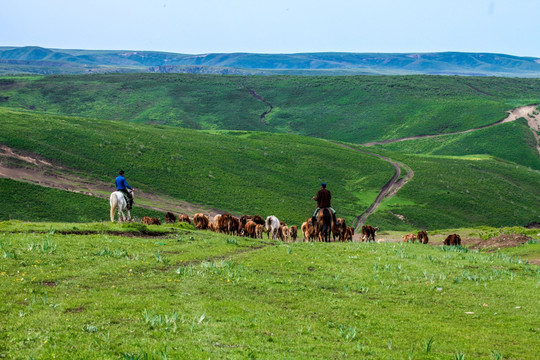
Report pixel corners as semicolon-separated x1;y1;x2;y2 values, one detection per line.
1;73;539;229
0;108;393;225
0;223;538;359
376;119;540;170
366;151;540;230
2;74;540;143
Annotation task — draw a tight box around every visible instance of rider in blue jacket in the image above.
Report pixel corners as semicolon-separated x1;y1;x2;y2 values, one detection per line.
115;170;134;210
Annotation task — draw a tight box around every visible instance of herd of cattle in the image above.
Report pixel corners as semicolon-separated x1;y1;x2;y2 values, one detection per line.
141;212;463;246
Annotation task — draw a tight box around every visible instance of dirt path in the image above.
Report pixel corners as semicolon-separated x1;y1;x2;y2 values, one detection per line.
247;88;273;124
329;142;414;233
0;145;222;218
362;105;540;155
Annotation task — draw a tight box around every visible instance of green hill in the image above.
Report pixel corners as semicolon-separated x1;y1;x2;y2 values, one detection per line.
2;74;540;145
375;119;540;170
0;108;393;226
1;73;539;229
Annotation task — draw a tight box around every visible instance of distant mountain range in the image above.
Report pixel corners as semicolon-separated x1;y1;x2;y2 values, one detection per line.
1;46;540;77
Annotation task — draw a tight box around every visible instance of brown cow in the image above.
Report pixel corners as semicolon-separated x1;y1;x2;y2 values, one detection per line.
361;225;378;242
403;233;417;243
142;216;161;225
333;217;347;242
178;214;191;224
417;230;429;244
444;234;461;246
218;213;233;234
289;225;298;242
229;216;240;236
165;212;176;224
244;220;257;238
344;226;354;242
193;213;209;230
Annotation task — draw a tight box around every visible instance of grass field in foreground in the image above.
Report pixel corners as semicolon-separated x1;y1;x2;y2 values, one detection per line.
0;223;538;359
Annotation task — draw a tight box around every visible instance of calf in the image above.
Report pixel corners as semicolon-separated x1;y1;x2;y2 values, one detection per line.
142;216;161;225
301;218;317;242
344;226;354;242
178;214;191;224
361;225;378;242
279;225;290;242
333;217;347;242
255;224;264;239
403;233;417;243
289;225;298;242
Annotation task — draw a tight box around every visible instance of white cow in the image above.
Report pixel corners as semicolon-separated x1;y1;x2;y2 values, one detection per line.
265;215;281;240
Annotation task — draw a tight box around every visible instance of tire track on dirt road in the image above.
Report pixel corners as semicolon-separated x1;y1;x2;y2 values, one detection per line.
329;141;414;232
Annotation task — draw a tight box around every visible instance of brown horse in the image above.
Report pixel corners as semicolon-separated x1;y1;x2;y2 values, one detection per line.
316;208;334;242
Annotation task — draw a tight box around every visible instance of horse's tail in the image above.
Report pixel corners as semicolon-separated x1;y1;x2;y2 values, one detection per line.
323;208;331;225
110;193;118;222
322;208;331;241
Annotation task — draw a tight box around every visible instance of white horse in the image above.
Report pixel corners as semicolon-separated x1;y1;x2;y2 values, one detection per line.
110;190;133;222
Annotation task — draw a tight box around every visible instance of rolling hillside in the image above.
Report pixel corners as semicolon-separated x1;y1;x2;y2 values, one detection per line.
0;108;394;226
0;73;539;229
2;46;540;76
2;74;540;146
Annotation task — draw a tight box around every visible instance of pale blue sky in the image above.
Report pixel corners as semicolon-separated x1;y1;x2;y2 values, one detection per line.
2;0;539;57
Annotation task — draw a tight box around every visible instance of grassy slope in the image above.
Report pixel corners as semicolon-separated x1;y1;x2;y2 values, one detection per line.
0;225;538;359
366;151;540;230
0;108;392;225
1;74;540;144
377;119;540;170
0;178;163;222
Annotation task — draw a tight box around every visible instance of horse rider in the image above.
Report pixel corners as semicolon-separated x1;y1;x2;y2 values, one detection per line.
115;170;134;210
312;182;336;224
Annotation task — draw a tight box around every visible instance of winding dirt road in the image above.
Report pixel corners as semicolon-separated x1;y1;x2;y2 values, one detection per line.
329;142;414;231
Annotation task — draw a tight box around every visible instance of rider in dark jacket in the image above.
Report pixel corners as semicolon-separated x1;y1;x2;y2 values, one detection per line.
312;183;336;223
115;170;134;210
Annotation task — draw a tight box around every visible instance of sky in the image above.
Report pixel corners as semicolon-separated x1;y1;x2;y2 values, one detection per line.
2;0;540;57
